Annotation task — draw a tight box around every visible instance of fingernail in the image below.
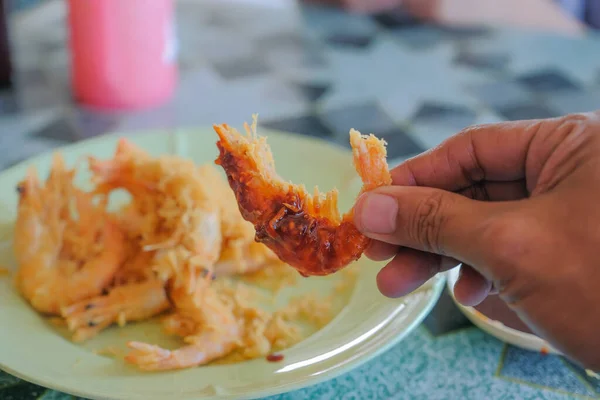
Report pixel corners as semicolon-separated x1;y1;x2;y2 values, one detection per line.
356;193;398;234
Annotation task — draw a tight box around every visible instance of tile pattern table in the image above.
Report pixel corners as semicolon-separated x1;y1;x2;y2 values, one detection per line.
1;1;600;399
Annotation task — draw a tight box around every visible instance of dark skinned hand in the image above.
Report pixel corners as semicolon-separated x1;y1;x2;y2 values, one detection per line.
353;111;600;370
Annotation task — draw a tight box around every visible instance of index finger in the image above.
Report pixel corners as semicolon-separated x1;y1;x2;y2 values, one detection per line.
392;118;545;190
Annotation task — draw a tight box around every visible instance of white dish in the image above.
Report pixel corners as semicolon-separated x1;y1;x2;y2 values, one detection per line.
446;268;560;355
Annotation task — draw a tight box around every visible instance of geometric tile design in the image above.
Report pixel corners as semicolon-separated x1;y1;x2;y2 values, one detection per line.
562;359;600;396
544;90;600;115
14;68;46;88
0;369;21;388
214;55;271;80
263;114;333;138
409;122;463;149
324;33;374;49
412;102;477;129
71;108;119;139
392;26;446;50
372;9;421;29
302;4;379;41
39;390;73;399
437;25;492;40
0;90;21;115
498;346;597;398
454;49;510;71
470;80;535;110
294;82;330;103
378;126;425;158
423;287;474;336
263;40;328;71
257;33;312;53
516;69;582;93
0;381;48;399
495;103;560;121
320;102;398;137
259;33;329;69
30;117;79;142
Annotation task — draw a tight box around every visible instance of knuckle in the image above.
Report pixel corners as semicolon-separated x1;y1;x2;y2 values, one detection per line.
532;113;596;194
481;214;531;266
409;191;447;254
558;114;591;136
479;214;542;303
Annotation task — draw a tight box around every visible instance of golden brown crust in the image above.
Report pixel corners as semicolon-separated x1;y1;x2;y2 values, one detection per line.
214;118;391;277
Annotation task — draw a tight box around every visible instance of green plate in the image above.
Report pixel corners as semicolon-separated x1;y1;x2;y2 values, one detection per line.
0;127;444;400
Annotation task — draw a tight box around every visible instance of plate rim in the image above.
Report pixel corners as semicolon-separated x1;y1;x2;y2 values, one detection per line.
0;126;445;400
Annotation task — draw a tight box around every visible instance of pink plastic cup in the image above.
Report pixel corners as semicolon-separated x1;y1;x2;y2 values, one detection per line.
67;0;178;110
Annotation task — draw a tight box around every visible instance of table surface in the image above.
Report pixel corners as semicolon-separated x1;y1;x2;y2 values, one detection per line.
2;1;600;399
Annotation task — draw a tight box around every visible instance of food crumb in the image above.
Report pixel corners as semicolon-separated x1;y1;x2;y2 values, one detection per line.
586;369;600;379
117;312;127;327
472;309;489;321
47;317;66;327
0;266;10;277
242;262;298;293
266;353;284;362
540;347;549;355
93;347;123;358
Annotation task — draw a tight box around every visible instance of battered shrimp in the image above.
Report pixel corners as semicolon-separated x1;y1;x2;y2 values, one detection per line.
214;115;392;276
112;243;157;286
215;240;279;277
125;266;241;371
13;154;127;315
61;279;170;342
88;139;223;280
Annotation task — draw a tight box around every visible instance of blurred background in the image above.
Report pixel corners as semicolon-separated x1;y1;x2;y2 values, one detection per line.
1;1;600;398
1;0;600;169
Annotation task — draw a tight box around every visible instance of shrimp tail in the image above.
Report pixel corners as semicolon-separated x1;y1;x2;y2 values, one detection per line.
124;342;202;371
61;279;170;342
125;328;240;371
349;129;392;195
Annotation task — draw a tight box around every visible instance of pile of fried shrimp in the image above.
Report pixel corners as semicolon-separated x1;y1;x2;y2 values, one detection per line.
11;138;355;372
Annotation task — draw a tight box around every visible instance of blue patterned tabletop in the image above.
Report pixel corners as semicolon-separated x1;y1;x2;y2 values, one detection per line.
2;1;600;399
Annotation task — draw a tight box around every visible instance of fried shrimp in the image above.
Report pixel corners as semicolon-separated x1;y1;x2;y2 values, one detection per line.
215;240;278;277
61;279;170;342
88;139;223;280
214;115;392;276
125;266;241;371
13;154;127;315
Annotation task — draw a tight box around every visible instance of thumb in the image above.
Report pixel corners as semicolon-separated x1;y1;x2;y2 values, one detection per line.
354;186;501;264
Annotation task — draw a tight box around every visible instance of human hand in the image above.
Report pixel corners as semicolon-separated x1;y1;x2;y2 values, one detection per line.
353;111;600;370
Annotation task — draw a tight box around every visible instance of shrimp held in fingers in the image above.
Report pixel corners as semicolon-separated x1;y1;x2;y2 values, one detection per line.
61;279;170;342
13;154;127;315
214;115;392;276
